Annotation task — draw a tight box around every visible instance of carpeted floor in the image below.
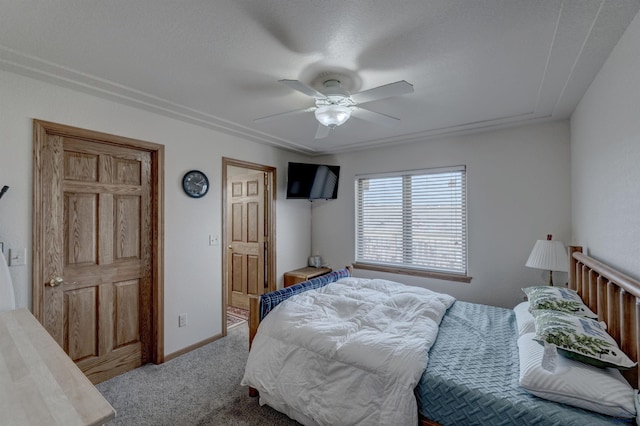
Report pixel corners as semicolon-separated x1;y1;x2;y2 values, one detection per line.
97;323;299;425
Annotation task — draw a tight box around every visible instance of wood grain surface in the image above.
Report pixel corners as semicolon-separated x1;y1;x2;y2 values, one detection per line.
0;308;115;425
32;119;165;382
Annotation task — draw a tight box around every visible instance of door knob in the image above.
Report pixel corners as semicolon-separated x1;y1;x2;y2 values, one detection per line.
48;277;77;287
228;245;232;250
49;277;64;287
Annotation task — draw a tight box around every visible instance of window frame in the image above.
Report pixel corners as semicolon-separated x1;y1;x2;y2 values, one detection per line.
354;165;471;283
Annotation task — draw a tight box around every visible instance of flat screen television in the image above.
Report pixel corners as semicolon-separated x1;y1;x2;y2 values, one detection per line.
286;162;340;200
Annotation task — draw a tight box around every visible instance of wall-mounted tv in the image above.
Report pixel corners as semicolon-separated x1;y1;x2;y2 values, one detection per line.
286;162;340;200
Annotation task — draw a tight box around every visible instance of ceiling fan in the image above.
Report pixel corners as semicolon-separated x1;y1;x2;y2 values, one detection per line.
254;78;414;139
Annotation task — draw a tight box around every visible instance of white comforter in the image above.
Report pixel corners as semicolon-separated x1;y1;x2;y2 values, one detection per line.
241;277;455;426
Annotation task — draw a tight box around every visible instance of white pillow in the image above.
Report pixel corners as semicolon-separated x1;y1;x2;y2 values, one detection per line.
518;333;636;418
513;301;535;335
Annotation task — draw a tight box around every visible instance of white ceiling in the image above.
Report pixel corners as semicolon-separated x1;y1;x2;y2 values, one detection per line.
1;0;638;155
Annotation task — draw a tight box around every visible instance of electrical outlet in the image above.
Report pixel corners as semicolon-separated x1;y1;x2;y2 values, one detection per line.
178;313;187;328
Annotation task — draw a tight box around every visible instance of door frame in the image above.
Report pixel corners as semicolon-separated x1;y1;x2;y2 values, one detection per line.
222;157;276;335
32;119;165;364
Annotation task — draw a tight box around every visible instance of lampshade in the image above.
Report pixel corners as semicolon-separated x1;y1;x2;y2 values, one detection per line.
526;236;568;273
315;105;351;128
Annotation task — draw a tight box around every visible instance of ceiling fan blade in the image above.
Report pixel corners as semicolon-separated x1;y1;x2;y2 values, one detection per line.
351;107;400;128
254;107;313;124
314;123;331;139
279;79;326;99
350;80;414;105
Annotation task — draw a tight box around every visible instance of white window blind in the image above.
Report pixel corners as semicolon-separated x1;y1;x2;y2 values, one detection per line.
355;166;467;275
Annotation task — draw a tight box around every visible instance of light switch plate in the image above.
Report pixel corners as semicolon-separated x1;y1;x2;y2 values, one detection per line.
8;248;27;266
178;313;187;327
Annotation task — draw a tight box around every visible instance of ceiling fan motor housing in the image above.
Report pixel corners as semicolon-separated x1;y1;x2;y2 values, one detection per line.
315;80;355;108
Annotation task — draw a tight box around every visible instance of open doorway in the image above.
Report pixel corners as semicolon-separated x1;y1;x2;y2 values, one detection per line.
221;158;276;335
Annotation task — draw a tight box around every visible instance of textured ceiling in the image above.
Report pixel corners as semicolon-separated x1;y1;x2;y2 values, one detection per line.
1;0;638;154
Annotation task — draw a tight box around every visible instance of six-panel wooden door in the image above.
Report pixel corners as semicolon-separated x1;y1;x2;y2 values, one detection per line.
226;172;266;310
34;130;153;384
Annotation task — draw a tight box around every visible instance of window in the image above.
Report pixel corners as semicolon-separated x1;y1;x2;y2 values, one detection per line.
355;165;468;280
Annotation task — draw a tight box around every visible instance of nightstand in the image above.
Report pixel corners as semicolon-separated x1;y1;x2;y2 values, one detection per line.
284;266;332;288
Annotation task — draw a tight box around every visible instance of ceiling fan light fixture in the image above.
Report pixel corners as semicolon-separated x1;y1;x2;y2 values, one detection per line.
315;105;351;128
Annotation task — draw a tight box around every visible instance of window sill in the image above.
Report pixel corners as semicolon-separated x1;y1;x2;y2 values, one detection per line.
353;262;472;283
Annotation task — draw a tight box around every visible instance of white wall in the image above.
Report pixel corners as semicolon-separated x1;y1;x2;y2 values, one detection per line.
0;62;583;353
312;121;572;308
571;11;640;279
0;70;311;355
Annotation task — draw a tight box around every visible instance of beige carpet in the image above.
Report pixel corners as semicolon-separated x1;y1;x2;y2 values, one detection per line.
97;323;298;425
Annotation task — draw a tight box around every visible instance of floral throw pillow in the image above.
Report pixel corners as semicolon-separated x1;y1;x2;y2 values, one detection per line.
523;286;597;319
532;309;636;370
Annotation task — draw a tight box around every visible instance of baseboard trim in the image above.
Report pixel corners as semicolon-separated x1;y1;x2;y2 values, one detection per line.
164;333;223;362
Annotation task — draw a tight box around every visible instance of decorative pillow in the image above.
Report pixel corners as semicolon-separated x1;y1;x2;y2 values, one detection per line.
523;286;597;319
513;301;536;335
518;333;636;418
532;309;636;370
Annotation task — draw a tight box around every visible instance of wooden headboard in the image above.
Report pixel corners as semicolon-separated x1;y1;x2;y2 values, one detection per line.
568;245;640;388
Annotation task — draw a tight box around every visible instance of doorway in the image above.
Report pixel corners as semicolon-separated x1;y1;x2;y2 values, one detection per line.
222;158;276;335
32;120;164;383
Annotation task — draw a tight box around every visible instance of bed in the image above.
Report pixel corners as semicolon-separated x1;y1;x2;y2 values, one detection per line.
242;246;640;425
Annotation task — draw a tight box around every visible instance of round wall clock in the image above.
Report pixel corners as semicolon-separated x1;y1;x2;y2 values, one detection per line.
182;170;209;198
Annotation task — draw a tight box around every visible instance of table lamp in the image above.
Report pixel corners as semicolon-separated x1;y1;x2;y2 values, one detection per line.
525;234;568;286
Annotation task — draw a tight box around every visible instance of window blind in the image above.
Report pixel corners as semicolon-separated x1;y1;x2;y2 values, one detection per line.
355;166;467;275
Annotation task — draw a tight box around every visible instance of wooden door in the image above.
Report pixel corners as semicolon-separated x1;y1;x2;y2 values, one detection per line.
227;172;266;310
33;122;158;384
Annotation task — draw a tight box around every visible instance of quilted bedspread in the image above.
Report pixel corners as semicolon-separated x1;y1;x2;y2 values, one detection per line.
241;277;455;426
418;301;631;425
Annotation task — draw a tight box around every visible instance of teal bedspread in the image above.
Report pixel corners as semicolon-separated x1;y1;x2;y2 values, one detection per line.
417;301;633;425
